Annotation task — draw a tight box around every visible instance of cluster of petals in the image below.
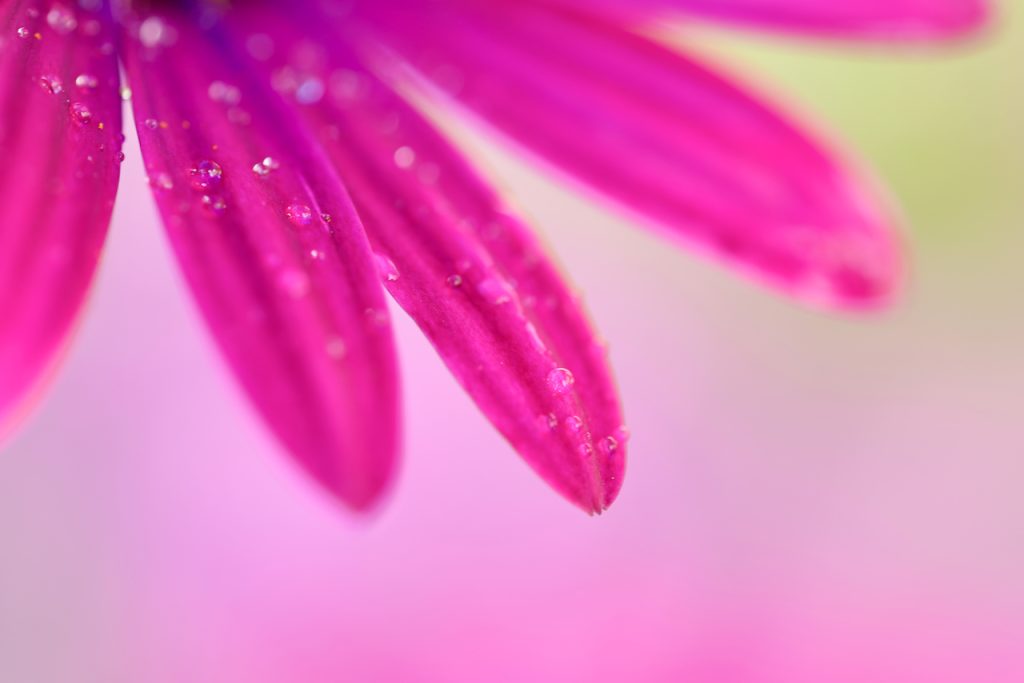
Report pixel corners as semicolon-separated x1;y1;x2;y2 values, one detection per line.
0;0;988;512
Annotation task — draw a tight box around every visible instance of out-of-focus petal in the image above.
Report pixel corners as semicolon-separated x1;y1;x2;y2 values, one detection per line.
118;6;401;510
356;0;903;310
227;4;627;512
542;0;991;40
0;0;122;431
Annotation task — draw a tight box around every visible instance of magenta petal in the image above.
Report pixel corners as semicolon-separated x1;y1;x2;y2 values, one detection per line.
227;6;626;512
119;8;401;510
551;0;991;40
0;1;121;429
357;1;904;310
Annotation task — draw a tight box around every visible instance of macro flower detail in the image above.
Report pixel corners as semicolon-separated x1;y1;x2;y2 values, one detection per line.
0;0;987;513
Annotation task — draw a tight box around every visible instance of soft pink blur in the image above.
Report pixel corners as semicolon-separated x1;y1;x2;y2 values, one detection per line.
2;29;1023;683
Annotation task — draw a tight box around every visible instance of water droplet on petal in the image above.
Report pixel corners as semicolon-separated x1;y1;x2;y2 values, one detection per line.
477;278;512;305
39;74;63;95
46;4;78;35
17;27;31;39
139;16;175;48
563;415;584;434
74;73;98;90
375;253;400;282
251;156;279;177
190;159;223;190
546;367;575;395
201;194;227;216
149;172;173;190
393;146;415;169
446;274;463;288
286;204;313;226
246;33;274;61
294;76;324;104
598;435;618;456
207;80;241;105
613;425;631;444
69;102;92;126
536;411;561;432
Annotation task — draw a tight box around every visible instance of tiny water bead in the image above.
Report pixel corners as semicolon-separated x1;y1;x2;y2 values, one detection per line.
74;74;98;90
46;4;77;35
144;118;158;130
546;367;575;395
17;27;31;39
69;102;92;126
201;194;227;216
563;415;584;433
286;203;313;227
251;156;279;177
393;146;415;169
446;273;463;288
149;172;173;191
294;76;325;105
39;75;63;95
375;254;400;282
190;160;223;190
477;278;512;305
597;435;618;456
207;80;241;105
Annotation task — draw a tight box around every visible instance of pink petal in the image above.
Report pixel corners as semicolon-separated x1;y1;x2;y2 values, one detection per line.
119;7;401;511
356;1;904;310
0;1;121;431
228;4;627;512
547;0;991;40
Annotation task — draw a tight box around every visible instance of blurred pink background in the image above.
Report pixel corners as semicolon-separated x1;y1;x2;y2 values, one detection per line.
2;16;1023;683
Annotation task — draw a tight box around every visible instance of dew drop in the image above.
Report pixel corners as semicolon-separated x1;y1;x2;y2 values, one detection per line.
68;101;92;126
393;146;415;169
563;415;584;434
286;203;313;227
149;172;173;190
446;273;463;288
139;16;173;48
16;27;30;39
246;33;274;61
613;425;631;444
547;367;575;395
46;4;77;35
294;76;324;104
375;253;400;282
80;18;100;36
598;435;618;456
477;278;512;305
39;74;63;95
251;156;279;177
74;73;98;90
201;194;227;216
189;159;223;190
207;80;241;105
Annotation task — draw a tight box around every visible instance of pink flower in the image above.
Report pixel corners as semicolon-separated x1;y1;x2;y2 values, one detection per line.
0;0;987;513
